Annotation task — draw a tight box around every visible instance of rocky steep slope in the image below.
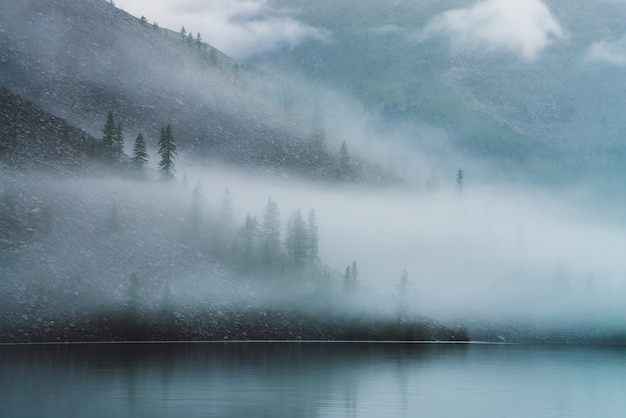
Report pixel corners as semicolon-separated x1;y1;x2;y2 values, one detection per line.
0;0;384;182
0;87;94;172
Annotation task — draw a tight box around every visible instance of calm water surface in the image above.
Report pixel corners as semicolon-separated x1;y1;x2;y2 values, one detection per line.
1;342;625;417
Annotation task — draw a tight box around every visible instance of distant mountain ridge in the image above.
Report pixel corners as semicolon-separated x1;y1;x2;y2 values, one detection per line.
262;0;626;189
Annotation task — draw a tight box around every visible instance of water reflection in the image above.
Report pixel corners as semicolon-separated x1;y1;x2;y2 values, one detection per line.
1;342;625;417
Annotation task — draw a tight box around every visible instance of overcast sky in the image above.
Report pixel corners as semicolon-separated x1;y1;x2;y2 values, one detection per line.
113;0;329;60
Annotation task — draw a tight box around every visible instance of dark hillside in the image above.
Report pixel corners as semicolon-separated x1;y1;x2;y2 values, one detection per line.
0;0;373;181
0;87;94;172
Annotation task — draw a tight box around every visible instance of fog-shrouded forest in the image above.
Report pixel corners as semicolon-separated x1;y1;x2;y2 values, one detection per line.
3;0;626;344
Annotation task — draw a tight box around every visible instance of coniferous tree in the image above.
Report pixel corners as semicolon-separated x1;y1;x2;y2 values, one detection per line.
196;32;202;49
396;269;409;323
286;209;308;269
112;122;124;163
157;125;176;181
131;133;148;175
260;197;281;265
351;260;359;283
180;25;187;40
455;169;465;196
338;141;351;180
307;209;319;263
339;141;349;167
310;103;326;155
344;266;352;287
344;261;358;295
238;214;259;263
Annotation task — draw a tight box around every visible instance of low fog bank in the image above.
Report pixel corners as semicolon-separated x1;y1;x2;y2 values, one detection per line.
188;165;626;325
3;161;626;341
243;69;465;186
239;72;626;334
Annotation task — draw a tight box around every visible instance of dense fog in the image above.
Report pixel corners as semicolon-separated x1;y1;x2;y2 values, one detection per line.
4;150;626;338
163;163;626;326
3;0;626;342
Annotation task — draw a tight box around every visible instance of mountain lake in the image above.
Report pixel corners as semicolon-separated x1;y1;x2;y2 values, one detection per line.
1;341;625;417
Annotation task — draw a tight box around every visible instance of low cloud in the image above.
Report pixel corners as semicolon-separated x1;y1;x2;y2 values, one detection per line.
421;0;565;62
115;0;330;60
584;37;626;66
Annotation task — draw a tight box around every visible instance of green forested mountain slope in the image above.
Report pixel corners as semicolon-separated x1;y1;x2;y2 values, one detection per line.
261;0;626;187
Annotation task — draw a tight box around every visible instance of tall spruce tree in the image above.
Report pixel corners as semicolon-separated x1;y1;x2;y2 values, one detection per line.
344;261;359;295
455;169;465;196
260;197;281;265
216;187;234;244
338;141;351;180
339;141;349;167
112;122;124;163
157;125;176;181
396;269;409;323
307;209;319;263
351;260;359;282
286;209;308;269
240;214;259;262
131;133;148;175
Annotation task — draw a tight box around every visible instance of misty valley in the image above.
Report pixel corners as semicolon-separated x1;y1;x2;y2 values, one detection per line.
0;160;466;343
3;0;626;346
7;0;626;416
2;111;626;345
3;143;626;344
